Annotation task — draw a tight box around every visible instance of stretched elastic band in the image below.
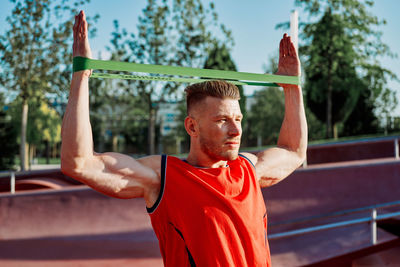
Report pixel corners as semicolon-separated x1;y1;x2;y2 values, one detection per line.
73;57;300;86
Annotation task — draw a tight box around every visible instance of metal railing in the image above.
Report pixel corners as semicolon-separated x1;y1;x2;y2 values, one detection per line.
0;168;72;194
10;171;15;194
0;171;16;194
269;200;400;245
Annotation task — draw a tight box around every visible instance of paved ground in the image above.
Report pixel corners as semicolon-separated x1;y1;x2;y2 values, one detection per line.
352;244;400;266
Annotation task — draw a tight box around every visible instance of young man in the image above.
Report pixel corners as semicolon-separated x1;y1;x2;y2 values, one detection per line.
61;10;307;267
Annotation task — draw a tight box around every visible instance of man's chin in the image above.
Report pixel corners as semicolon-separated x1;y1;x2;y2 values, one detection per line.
200;142;240;162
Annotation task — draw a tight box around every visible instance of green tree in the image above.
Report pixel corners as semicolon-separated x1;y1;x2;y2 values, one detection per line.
35;101;62;163
245;55;284;147
0;93;18;171
171;1;234;68
279;0;398;138
0;0;98;170
88;24;149;154
134;0;170;155
342;88;379;136
105;0;170;155
172;100;189;153
9;97;61;167
247;87;285;147
302;9;363;138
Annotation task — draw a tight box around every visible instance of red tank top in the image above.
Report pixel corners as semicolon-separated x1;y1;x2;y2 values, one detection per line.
147;154;271;267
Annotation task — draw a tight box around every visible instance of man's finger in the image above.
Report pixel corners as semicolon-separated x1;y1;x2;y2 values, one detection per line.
79;14;85;39
286;36;292;56
286;35;298;58
76;13;80;36
279;38;284;59
282;34;288;57
289;42;297;58
83;15;88;34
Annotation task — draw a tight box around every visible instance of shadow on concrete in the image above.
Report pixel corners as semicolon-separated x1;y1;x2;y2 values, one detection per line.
0;229;161;260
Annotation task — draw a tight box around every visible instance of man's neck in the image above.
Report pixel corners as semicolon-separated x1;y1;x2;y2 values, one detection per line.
186;152;228;168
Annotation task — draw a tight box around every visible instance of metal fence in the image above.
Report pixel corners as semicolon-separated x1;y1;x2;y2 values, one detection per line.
269;200;400;245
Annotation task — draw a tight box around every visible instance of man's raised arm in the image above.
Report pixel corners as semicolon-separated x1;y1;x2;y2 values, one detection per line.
61;11;161;206
242;34;308;187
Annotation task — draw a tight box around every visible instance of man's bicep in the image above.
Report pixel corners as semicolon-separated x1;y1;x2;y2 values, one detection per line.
254;147;303;187
78;153;161;198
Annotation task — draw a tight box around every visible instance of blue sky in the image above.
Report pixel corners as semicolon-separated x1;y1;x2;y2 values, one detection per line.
1;0;399;104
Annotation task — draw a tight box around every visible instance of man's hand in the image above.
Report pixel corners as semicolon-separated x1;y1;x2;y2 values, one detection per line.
73;11;92;77
276;33;300;78
73;10;92;58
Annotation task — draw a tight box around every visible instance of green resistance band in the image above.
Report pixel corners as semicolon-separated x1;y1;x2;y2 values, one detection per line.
73;57;300;87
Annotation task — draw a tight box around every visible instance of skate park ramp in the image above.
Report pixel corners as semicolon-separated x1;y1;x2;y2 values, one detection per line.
1;136;399;266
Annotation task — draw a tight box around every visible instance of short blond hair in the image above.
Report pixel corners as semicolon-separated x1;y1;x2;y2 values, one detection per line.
185;80;240;114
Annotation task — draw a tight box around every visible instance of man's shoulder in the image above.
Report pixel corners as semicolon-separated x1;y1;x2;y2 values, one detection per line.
238;152;257;168
137;155;163;172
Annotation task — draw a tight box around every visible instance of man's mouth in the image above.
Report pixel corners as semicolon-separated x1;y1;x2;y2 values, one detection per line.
225;140;240;146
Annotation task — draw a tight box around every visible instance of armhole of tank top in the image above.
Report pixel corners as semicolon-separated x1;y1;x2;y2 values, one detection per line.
238;153;256;170
146;154;167;214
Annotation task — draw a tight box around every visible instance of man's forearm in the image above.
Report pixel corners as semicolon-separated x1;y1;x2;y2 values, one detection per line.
61;71;94;172
278;85;308;160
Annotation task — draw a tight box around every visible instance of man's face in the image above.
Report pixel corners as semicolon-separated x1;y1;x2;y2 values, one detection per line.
194;96;243;161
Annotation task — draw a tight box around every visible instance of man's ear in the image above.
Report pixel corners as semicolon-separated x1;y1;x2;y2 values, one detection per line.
184;116;198;137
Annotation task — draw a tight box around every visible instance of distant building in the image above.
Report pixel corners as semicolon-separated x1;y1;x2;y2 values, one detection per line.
157;101;181;136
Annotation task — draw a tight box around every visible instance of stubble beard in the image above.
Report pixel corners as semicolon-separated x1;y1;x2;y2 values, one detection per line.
199;135;240;162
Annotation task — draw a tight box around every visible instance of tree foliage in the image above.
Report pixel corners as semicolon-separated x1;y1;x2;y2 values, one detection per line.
28;100;61;146
0;93;17;171
279;0;398;138
302;9;363;137
247;87;285;146
8;96;62;166
246;56;285;147
0;0;98;169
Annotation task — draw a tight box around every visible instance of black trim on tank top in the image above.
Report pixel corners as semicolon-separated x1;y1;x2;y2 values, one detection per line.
238;153;256;169
263;211;268;247
146;154;167;214
169;223;197;267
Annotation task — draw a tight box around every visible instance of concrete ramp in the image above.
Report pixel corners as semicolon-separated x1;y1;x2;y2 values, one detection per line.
0;158;399;266
0;187;163;266
265;158;400;266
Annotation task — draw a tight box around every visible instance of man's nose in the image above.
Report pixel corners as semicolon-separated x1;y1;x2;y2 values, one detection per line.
228;122;242;136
